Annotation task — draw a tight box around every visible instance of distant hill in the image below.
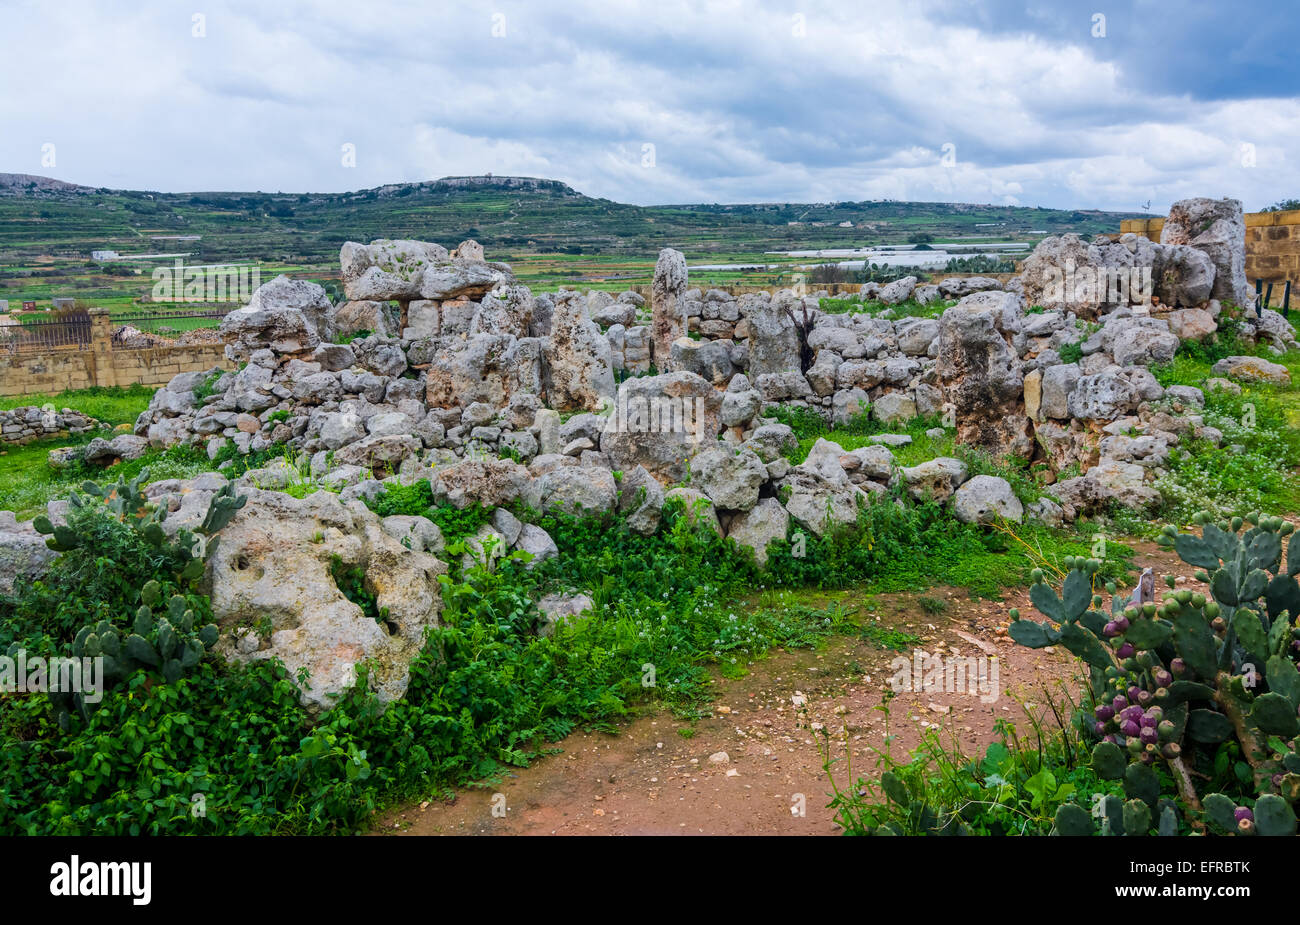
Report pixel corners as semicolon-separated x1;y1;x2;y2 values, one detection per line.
0;173;90;194
0;173;1143;264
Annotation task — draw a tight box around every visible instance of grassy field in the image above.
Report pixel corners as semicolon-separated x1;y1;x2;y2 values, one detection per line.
0;175;1138;308
0;385;162;517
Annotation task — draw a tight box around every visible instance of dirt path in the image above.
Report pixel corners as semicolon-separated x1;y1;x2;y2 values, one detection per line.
375;543;1179;836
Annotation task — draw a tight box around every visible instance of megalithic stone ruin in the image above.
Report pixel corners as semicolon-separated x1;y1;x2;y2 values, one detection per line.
650;247;688;370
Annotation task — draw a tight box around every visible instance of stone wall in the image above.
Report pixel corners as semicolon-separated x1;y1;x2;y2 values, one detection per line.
0;310;231;397
1123;209;1300;293
0;406;100;445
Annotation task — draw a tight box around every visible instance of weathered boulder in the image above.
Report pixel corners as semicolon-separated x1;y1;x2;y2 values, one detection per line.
832;387;869;426
332;434;420;472
380;514;445;555
0;514;57;594
1154;244;1216;308
1211;355;1292;385
779;441;871;536
1110;324;1179;366
873;392;917;425
939;277;1001;298
691;445;768;511
470;285;534;339
743;422;798;463
220;275;324;359
671;338;735;386
617;464;665;535
425;334;543;409
780;467;869;537
418;259;513;301
664;486;723;535
600;371;723;484
537;592;595;637
1160;198;1253;308
340;239;448;301
1039;363;1081;420
429;458;529;509
515;523;559;568
726;497;790;567
878;276;918;305
331;300;399;340
951;474;1023;524
895;317;940;355
1164;307;1217;341
1067;368;1140;420
1254;310;1299;353
524;466;618;516
747;293;802;379
544;291;616;412
207;488;445;713
899;457;968;503
83;433;149;466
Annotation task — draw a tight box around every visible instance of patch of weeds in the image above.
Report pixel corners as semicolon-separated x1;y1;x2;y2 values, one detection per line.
859;621;921;651
191;370;224;405
329;554;386;626
1057;341;1083;364
363;479;495;544
917;595;948;616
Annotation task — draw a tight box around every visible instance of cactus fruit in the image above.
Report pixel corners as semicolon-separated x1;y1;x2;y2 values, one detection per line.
1011;510;1300;835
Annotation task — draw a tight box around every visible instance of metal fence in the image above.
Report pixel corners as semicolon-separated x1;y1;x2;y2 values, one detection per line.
110;309;228;349
0;315;92;354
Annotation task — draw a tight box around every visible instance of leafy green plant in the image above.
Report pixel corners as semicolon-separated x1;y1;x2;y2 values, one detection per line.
821;698;1134;836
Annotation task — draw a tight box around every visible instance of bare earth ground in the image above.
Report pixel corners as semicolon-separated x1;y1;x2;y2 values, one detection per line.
375;542;1180;836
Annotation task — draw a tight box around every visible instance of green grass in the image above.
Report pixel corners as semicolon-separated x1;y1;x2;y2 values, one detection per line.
773;407;957;469
0;384;153;425
1148;342;1300;522
0;443;213;520
0;385;163;517
818;296;953;320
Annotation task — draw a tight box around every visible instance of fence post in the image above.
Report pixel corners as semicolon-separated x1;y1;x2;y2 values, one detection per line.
88;308;114;388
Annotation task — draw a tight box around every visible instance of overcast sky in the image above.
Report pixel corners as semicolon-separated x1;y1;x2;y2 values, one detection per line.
3;0;1296;211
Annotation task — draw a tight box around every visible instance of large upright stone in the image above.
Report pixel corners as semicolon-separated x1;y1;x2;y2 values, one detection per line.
936;298;1031;458
544;291;616;412
470;284;534;338
747;291;802;378
1160;198;1253;308
650;248;688;369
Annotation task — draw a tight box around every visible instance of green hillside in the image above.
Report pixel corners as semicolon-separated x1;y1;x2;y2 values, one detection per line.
0;173;1142;303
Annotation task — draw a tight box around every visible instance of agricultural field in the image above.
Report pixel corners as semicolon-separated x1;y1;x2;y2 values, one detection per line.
0;175;1137;312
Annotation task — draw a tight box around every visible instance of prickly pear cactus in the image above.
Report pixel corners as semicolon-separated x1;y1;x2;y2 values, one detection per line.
29;472;246;730
1010;512;1300;835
